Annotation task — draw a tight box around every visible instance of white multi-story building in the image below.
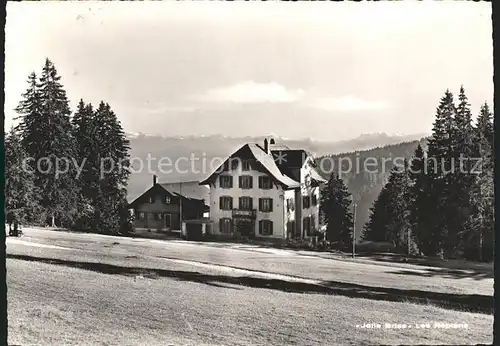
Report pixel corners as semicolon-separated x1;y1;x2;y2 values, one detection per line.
199;138;326;240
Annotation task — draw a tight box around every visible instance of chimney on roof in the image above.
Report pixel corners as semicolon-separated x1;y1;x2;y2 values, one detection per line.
264;138;269;154
153;174;157;186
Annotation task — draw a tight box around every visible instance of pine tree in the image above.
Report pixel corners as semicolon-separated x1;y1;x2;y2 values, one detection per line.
71;100;97;230
363;162;413;254
91;101;131;233
408;144;431;255
320;173;353;246
425;90;457;257
16;59;80;227
14;72;43;159
448;86;476;257
362;187;392;242
383;162;412;252
468;102;494;261
4;127;40;225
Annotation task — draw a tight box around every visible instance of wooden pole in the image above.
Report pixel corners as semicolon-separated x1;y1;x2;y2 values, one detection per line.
179;182;183;231
352;203;356;258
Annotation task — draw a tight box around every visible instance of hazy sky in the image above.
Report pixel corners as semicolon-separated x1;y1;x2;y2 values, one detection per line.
5;2;493;141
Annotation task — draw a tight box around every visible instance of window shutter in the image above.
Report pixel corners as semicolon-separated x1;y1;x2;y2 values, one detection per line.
219;197;223;209
258;198;263;211
258;176;262;189
219;219;224;232
259;220;263;235
249;197;253;210
269;199;273;212
269;221;273;235
239;176;243;188
249;176;253;188
238;197;243;209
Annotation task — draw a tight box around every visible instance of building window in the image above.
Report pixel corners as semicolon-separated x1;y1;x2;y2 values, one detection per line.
239;175;253;189
303;216;311;237
259;220;273;236
154;213;163;221
220;196;233;210
241;159;251;171
259;198;273;212
311;194;317;206
219;175;233;189
239;197;253;210
258;176;272;189
164;196;171;204
303;196;311;209
286;198;295;212
148;196;155;204
220;218;233;233
137;212;145;221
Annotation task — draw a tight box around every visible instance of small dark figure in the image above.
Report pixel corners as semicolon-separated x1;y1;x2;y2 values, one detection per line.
9;215;22;237
6;211;14;233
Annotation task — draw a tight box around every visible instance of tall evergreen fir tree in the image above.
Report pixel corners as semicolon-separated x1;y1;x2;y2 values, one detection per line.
408;144;431;255
91;101;131;233
468;102;495;261
362;187;392;242
363;162;413;253
382;162;412;252
448;86;477;257
14;72;43;154
320;173;353;246
425;90;457;257
71;100;97;230
16;59;80;227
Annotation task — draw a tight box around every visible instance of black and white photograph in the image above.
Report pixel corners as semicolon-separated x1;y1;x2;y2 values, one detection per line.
3;1;494;345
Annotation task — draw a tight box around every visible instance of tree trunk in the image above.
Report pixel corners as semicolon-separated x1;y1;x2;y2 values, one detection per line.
51;215;56;228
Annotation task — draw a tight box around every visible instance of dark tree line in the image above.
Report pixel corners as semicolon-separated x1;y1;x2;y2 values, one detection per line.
362;87;494;261
5;58;131;234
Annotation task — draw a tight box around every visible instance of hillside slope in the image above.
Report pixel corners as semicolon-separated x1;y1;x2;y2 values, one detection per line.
316;138;428;241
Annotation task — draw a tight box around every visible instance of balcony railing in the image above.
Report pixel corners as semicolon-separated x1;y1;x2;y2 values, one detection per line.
232;209;257;218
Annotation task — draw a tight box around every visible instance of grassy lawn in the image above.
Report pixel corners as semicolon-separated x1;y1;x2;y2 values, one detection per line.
7;259;493;345
6;229;494;345
13;228;494;297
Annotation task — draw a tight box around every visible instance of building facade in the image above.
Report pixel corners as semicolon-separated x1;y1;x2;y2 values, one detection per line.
200;138;326;240
128;176;209;232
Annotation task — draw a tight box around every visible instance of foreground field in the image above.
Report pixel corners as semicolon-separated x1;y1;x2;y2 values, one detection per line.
7;228;494;345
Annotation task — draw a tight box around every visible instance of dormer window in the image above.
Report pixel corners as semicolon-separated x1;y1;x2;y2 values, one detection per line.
241;159;251;171
164;196;171;204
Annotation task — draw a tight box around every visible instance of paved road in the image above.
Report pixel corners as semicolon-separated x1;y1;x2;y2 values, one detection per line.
6;227;493;297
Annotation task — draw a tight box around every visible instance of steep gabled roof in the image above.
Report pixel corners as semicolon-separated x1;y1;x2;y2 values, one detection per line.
159;182;209;203
128;183;208;208
127;184;176;208
199;143;300;189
